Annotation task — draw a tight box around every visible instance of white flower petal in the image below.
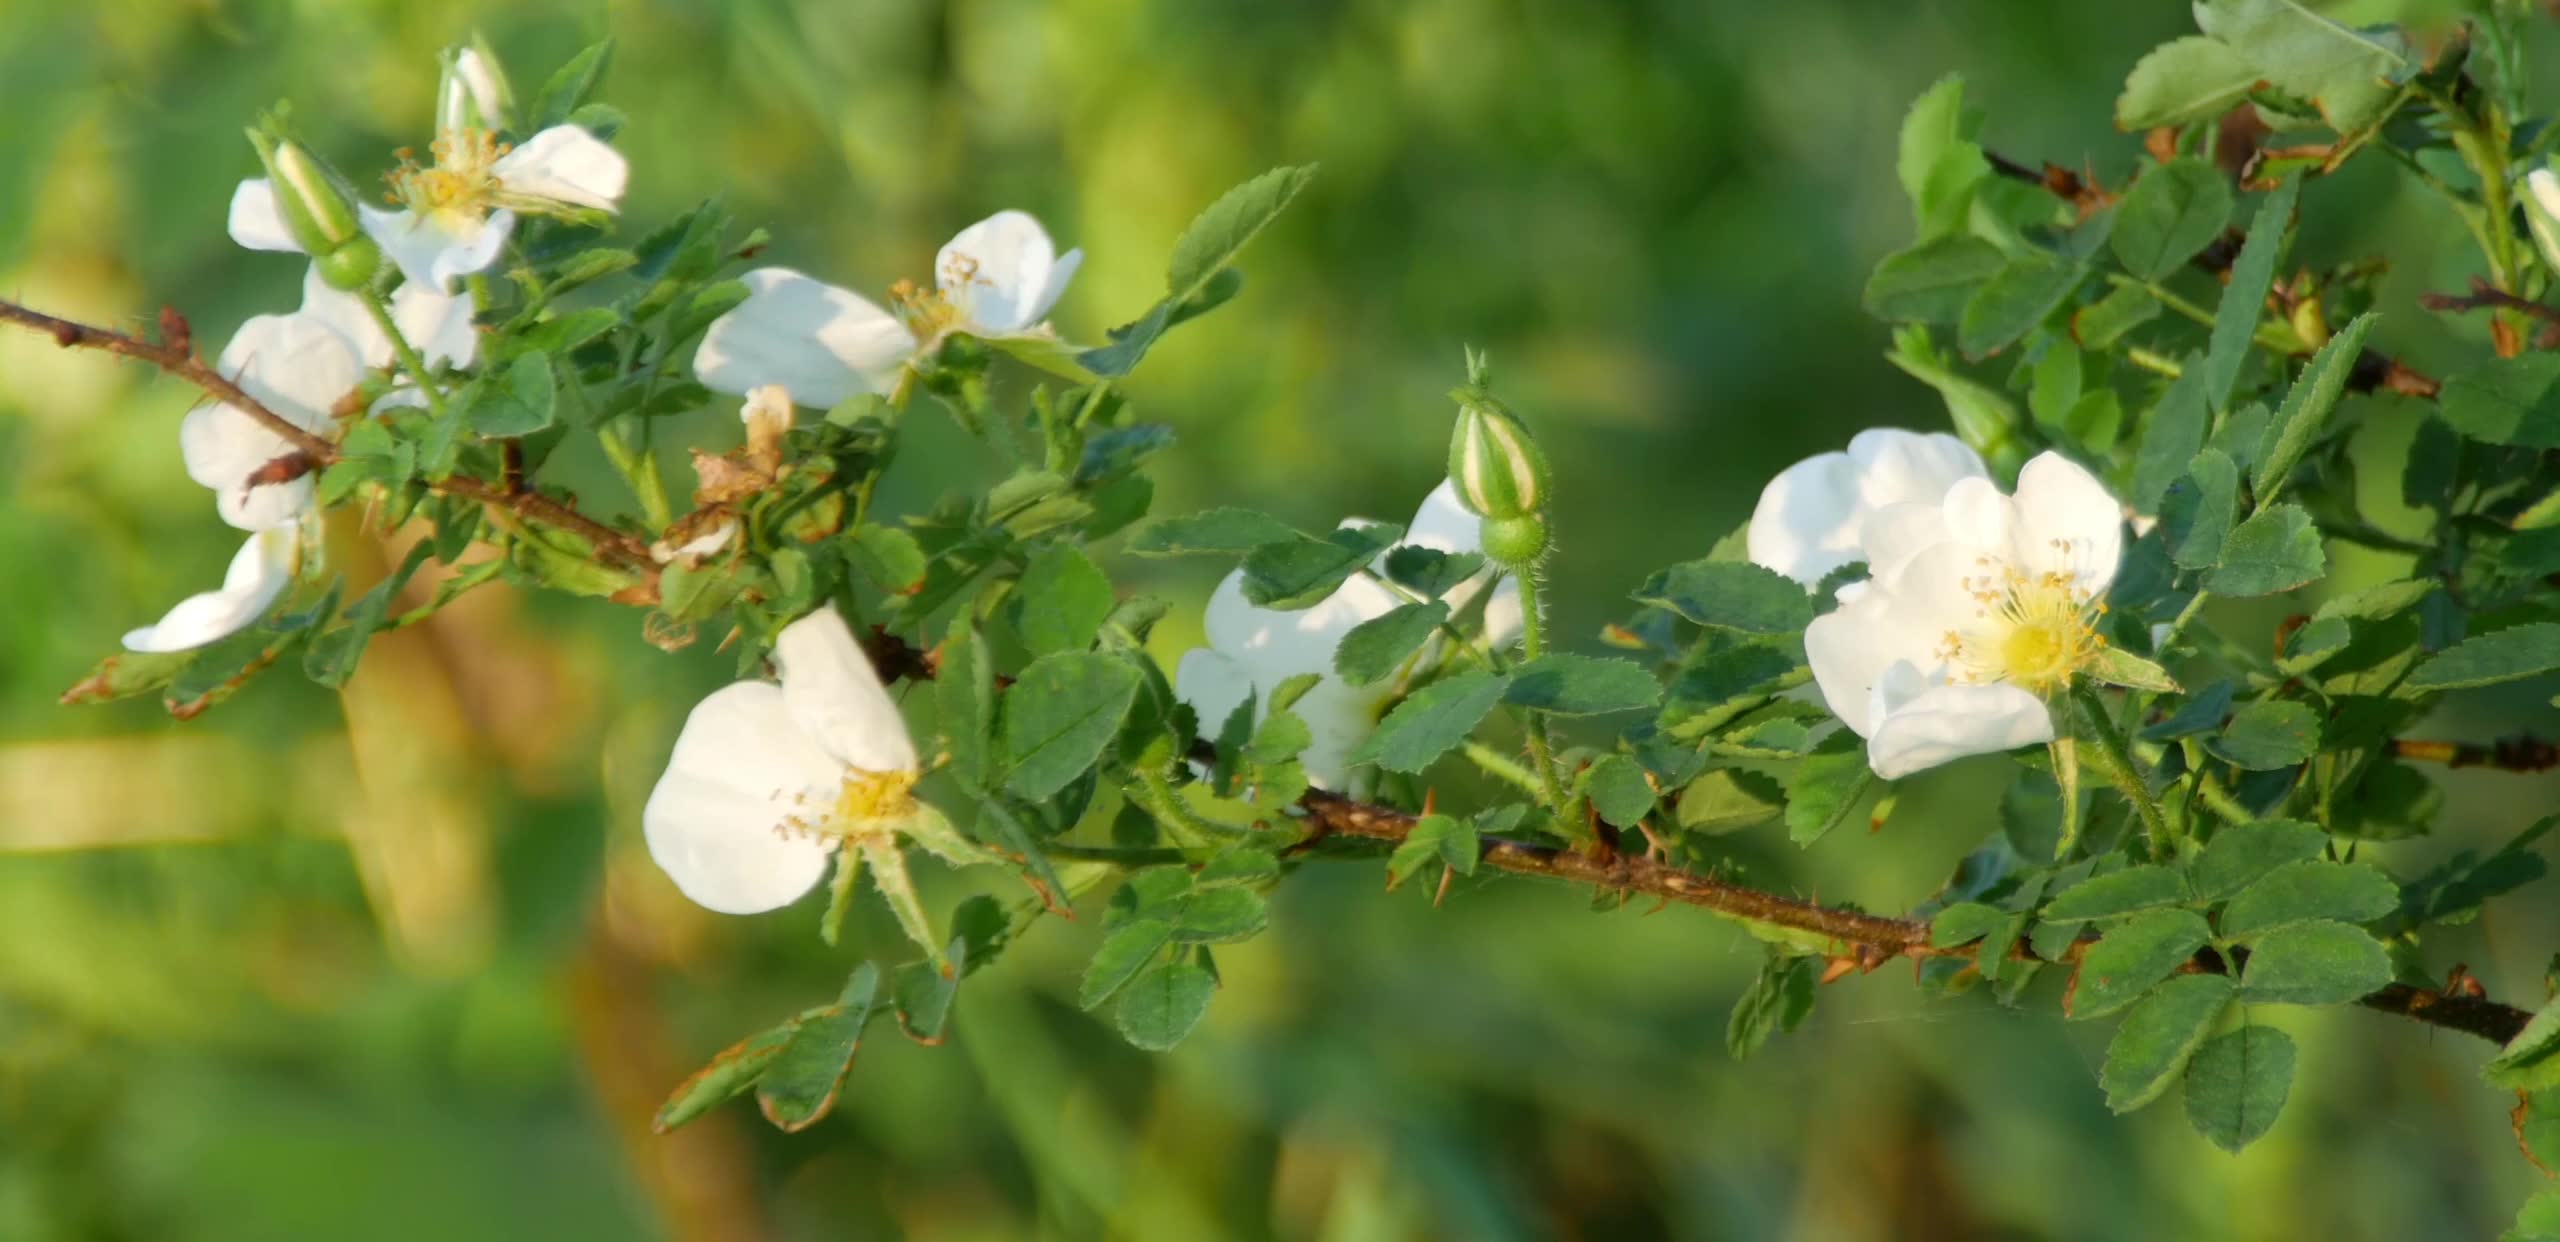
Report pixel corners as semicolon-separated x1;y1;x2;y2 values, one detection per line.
2008;451;2124;593
774;606;918;774
185;313;361;531
1846;429;1987;511
362;204;511;293
447;47;506;129
1293;675;1392;790
642;681;843;914
1747;449;1860;586
296;265;392;368
492;126;628;212
1855;501;1949;583
693;268;917;407
121;527;298;653
1938;475;2011;550
1864;677;2054;780
1805;588;1903;736
1028;247;1083;326
1175;647;1254;741
938;210;1065;335
228;180;303;253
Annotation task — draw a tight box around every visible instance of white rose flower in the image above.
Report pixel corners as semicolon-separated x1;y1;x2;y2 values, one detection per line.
693;210;1082;406
1747;428;1987;587
120;522;308;653
1801;451;2125;780
294;263;477;371
643;607;992;950
1175;482;1522;789
181;311;363;532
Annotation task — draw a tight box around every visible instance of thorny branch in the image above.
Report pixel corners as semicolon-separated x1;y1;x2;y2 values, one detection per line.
0;297;660;576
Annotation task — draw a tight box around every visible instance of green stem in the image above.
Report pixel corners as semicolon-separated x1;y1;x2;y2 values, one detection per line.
1461;740;1544;797
1511;565;1576;827
600;421;675;530
2072;683;2173;858
360;290;447;419
1133;770;1245;845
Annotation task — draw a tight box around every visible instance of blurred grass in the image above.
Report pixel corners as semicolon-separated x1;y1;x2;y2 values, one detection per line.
1;1;2557;1239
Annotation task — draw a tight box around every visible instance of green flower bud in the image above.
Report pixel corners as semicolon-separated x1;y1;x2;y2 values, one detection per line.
246;129;360;250
311;236;382;291
2525;167;2560;282
1480;514;1549;567
1445;386;1551;522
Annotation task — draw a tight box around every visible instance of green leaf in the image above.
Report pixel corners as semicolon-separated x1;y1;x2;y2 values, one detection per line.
1930;902;2011;948
1785;732;1873;845
2204;178;2298;414
2254;312;2377;498
2117;36;2263;129
2314;578;2437;624
1116;961;1215;1051
1080;918;1175;1009
1196;846;1280;888
1354;670;1511;774
1170;887;1267;944
1382;546;1486;598
1128;508;1303;558
1583;754;1656;829
531;39;614;131
1676;768;1788;835
1502;654;1661;716
2439;355;2560;448
2219;860;2396;938
2045;865;2190;920
1388;813;1479;885
1002;652;1143;800
2070;908;2211;1019
2110;159;2234;280
1958;254;2081;360
2102;974;2237;1113
2199;0;2410;133
1241;525;1402;609
305;542;434;688
1243;710;1312;767
1016;544;1114;656
2189;819;2328;901
2131;364;2210;515
2408;623;2560;692
2485;997;2560;1092
1863;235;2007;324
2207;700;2320;770
2088;647;2180;693
846;525;926;595
469;353;559;437
59;648;197;705
1897;75;1989;241
2238;919;2390;1004
1629;560;1813;633
755;964;883;1132
1166;165;1317;306
2184;1024;2296;1152
1333;601;1449;687
513;306;621;356
1726;954;1817;1060
653;1014;808;1134
2074;282;2165;352
2166;448;2240;570
936;617;996;792
2205;504;2325;596
892;938;967;1045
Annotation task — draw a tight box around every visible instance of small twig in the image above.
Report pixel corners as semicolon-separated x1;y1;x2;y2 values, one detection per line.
2421;276;2560;351
2393;736;2560;774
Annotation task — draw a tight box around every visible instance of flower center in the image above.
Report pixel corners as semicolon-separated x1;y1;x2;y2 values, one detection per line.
388;129;507;222
831;767;919;829
889;276;961;337
1936;557;2105;695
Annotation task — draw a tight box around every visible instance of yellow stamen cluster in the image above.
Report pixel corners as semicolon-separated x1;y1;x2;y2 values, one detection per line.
386;129;508;220
1934;546;2106;696
774;767;920;843
888;274;960;337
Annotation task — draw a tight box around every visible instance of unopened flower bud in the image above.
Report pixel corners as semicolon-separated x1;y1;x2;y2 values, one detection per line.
246;128;379;289
438;43;513;136
1445;386;1551;523
2525;168;2560;281
1480;514;1549;568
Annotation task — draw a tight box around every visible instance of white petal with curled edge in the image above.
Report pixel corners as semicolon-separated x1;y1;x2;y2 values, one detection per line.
395;281;479;370
1846;428;1987;511
1747;449;1859;586
1936;475;2012;551
1864;675;2054;780
1804;589;1902;736
1855;500;1949;583
2007;451;2124;593
643;681;843;914
186;312;361;531
121;527;298;653
1026;247;1083;326
493;126;629;212
693;268;917;407
361;204;511;293
180;402;302;530
938;210;1062;335
774;607;919;774
228;180;303;253
1175;646;1255;744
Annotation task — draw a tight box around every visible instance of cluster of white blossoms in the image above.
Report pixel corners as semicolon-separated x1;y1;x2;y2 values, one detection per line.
1174;482;1523;789
123;47;627;654
1749;430;2126;780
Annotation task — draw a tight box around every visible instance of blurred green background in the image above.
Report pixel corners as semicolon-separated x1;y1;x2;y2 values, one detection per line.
3;0;2558;1238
